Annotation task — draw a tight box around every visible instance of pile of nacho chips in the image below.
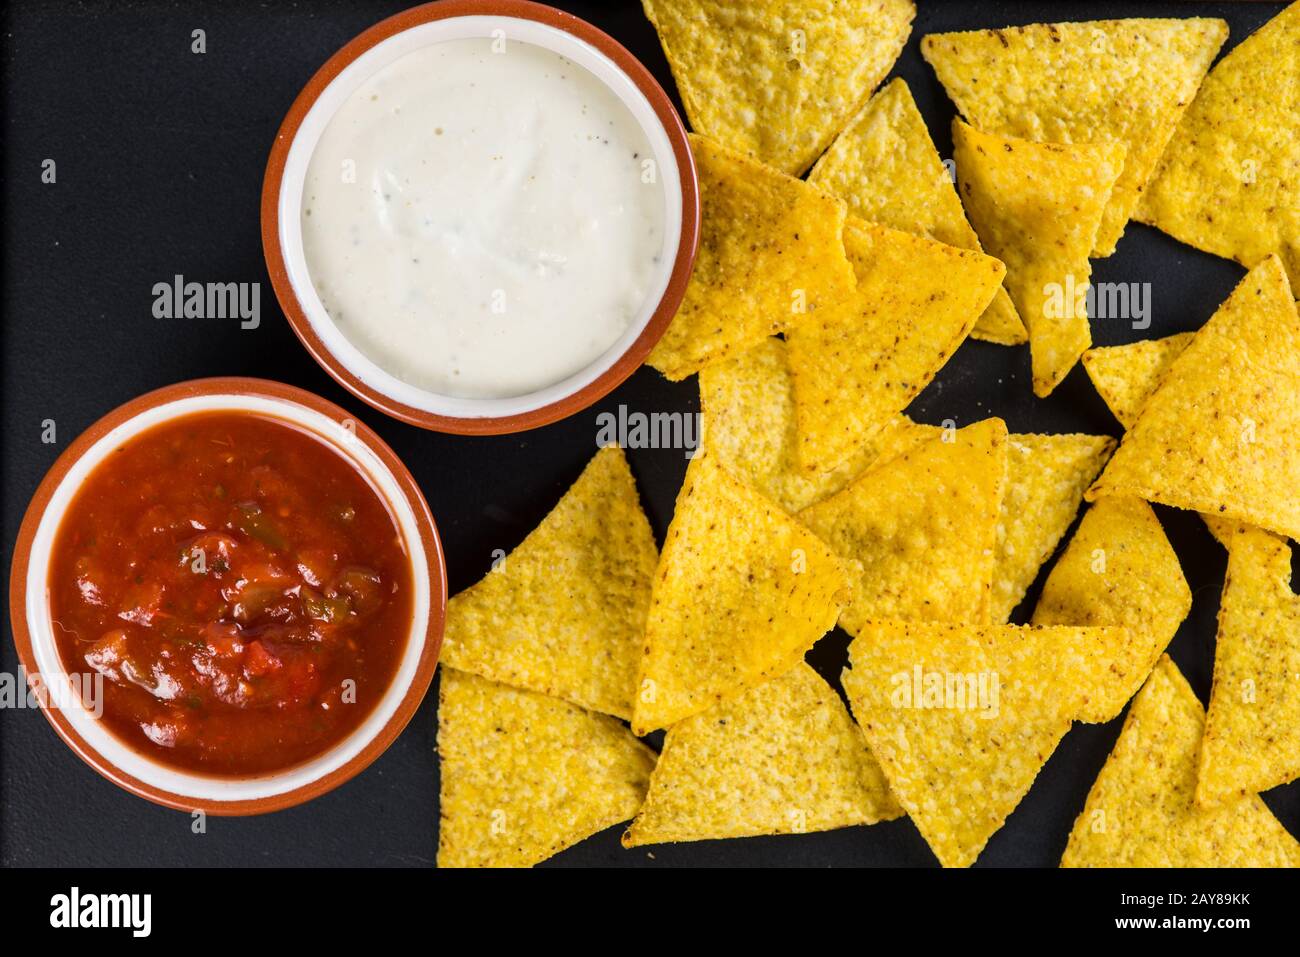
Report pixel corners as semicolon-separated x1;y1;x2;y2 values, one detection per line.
434;4;1300;868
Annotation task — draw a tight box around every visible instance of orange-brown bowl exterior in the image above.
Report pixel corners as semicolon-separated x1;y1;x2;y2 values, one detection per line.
261;0;699;435
8;377;447;815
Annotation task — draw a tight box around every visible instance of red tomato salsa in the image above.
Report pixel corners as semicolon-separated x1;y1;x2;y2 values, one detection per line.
48;411;412;776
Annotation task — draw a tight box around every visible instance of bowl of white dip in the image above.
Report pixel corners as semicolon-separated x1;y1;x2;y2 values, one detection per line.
262;0;698;433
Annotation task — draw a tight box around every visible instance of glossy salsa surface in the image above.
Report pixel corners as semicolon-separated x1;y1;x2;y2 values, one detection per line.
48;411;412;776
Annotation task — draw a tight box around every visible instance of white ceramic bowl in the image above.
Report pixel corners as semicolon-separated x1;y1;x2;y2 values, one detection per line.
262;1;699;434
9;378;445;814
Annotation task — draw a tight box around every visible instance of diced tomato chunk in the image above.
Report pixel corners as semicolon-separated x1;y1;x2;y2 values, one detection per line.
141;711;194;748
243;640;282;678
85;629;133;681
117;581;165;626
202;621;245;657
73;556;109;607
295;549;336;588
279;653;322;705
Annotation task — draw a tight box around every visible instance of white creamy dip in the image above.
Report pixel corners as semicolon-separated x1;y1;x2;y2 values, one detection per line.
301;37;667;399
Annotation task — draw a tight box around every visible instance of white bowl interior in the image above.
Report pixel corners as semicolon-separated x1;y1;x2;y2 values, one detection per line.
24;394;433;804
278;14;684;419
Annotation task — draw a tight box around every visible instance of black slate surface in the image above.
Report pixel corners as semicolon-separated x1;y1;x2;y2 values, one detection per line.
2;0;1295;867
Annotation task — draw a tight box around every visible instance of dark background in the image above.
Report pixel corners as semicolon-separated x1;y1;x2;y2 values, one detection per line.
2;0;1293;867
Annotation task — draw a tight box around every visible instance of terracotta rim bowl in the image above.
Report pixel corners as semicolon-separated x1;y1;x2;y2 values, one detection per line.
261;0;699;435
8;378;446;815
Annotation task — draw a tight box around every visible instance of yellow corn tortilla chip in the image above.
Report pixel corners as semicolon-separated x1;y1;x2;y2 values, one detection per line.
1082;333;1195;430
808;78;1025;346
1087;256;1300;541
843;619;1132;867
1199;526;1300;804
991;433;1116;623
1200;515;1250;551
1080;333;1239;548
647;134;855;381
699;337;941;513
632;452;850;736
787;215;1005;474
436;669;657;868
1061;656;1300;867
1032;497;1191;723
800;419;1007;634
1138;3;1300;295
924;18;1227;256
441;448;656;719
952;120;1126;397
642;0;915;176
623;662;901;846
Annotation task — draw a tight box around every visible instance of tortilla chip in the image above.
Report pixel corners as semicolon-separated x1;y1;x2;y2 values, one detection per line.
631;453;850;735
647;134;855;381
1061;656;1300;867
623;662;901;846
800;419;1007;634
1082;333;1195;430
787;215;1004;474
1080;333;1241;548
1087;256;1300;541
952;120;1126;397
1032;497;1191;722
436;669;657;868
843;619;1132;867
808;78;1025;345
1199;526;1300;804
441;448;655;719
642;0;915;176
924;18;1227;256
1138;3;1300;295
991;433;1116;622
699;337;941;513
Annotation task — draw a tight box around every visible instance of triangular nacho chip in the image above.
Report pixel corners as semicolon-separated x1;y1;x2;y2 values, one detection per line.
1081;333;1239;548
632;453;849;735
440;447;655;719
623;662;901;847
952;120;1126;397
699;337;940;513
924;18;1228;255
647;134;855;380
1032;497;1191;722
1061;656;1300;867
1200;514;1250;551
800;419;1007;634
1199;526;1300;804
787;216;1004;474
1138;3;1300;295
991;433;1116;622
1087;256;1300;541
1082;333;1195;430
808;78;1025;345
436;669;657;868
843;619;1132;867
642;0;915;176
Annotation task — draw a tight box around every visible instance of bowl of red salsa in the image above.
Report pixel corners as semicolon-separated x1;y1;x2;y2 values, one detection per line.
9;378;445;813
